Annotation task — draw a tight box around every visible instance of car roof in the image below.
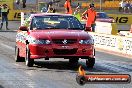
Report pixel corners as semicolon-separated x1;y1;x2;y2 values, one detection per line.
30;13;73;17
97;12;106;14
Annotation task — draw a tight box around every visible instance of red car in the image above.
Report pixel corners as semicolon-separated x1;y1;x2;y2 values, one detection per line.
15;13;95;67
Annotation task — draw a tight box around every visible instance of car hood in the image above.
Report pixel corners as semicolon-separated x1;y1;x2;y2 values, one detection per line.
29;29;91;40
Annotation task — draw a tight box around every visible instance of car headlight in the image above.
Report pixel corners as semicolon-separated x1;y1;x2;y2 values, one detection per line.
28;37;51;44
79;39;94;44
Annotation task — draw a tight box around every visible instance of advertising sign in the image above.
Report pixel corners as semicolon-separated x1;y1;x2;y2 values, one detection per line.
0;0;37;20
108;14;132;31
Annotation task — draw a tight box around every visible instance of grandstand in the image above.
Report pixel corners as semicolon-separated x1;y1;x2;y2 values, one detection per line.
81;0;120;9
38;0;122;13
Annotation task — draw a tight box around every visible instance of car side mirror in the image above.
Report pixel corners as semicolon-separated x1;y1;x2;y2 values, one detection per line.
19;26;28;31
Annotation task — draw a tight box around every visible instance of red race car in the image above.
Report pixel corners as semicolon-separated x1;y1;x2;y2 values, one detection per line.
15;13;95;67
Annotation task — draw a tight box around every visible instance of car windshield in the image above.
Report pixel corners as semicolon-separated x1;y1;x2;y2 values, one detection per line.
96;13;109;19
31;15;83;30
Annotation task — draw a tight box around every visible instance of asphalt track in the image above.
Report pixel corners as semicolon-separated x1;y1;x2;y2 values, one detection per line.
0;21;20;31
0;31;131;88
0;22;131;88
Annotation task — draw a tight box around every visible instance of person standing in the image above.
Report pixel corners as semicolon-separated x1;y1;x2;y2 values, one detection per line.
0;5;2;17
74;3;81;21
119;0;126;12
0;4;10;30
46;3;56;13
64;0;72;14
82;3;97;32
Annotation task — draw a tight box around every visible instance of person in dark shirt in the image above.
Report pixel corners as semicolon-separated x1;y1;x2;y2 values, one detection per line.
125;1;131;13
47;3;56;13
0;4;10;30
0;5;1;17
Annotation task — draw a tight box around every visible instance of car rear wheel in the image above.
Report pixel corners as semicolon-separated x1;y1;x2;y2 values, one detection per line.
15;46;24;62
86;58;95;68
25;45;34;67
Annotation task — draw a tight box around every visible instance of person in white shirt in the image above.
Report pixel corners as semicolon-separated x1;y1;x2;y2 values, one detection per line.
119;0;126;12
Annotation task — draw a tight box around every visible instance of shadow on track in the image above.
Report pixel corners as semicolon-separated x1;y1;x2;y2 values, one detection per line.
34;61;80;71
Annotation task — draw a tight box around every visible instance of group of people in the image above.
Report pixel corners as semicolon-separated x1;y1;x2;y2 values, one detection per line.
0;0;97;31
42;0;96;32
119;0;132;13
0;4;10;30
64;0;96;32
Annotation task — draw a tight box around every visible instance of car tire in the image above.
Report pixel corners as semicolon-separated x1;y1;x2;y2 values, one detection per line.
86;58;95;68
15;46;24;62
25;45;34;67
69;58;79;64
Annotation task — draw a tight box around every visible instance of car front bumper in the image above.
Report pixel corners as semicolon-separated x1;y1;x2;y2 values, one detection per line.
29;44;95;59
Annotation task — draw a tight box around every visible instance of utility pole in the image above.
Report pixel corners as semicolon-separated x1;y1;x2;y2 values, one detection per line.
100;0;102;12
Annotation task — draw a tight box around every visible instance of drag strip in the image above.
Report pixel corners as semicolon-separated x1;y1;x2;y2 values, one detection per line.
0;32;132;88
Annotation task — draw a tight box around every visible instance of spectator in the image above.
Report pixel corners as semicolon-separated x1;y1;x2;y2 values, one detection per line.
82;3;97;32
119;0;126;12
74;3;81;21
130;1;132;13
41;7;47;13
124;1;131;13
47;3;56;13
16;0;20;5
64;0;72;14
22;0;26;8
0;4;10;30
0;5;2;17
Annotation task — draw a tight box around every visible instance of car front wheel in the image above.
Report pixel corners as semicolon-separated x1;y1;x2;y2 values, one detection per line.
25;45;34;67
69;58;79;64
15;46;24;62
86;58;95;68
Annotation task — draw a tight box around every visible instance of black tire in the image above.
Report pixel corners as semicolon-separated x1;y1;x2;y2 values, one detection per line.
15;46;24;62
86;58;95;68
69;58;79;64
25;45;34;67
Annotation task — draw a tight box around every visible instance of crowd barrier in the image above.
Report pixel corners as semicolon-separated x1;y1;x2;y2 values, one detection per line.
81;20;118;35
89;32;132;56
95;21;118;35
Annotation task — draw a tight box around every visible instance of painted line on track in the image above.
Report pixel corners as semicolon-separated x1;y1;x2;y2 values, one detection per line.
96;47;132;59
0;43;14;51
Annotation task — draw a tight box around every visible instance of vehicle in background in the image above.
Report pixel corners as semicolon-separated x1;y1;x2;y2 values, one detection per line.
96;12;115;23
81;12;115;23
15;13;95;68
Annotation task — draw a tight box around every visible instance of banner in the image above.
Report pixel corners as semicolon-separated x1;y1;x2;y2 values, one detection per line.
108;14;132;31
